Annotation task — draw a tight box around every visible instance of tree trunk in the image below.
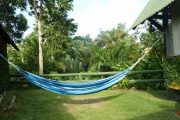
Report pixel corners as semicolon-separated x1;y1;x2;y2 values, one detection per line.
38;20;43;75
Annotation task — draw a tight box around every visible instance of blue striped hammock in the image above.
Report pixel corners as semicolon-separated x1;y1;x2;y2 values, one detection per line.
16;65;131;95
0;39;158;95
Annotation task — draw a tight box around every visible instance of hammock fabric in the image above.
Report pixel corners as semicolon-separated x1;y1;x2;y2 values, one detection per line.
0;39;159;95
18;67;131;95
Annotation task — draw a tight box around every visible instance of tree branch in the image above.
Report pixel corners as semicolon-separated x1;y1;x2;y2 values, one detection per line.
33;0;39;19
39;0;43;20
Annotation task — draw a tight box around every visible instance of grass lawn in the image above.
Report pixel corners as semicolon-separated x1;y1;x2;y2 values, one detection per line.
0;89;180;120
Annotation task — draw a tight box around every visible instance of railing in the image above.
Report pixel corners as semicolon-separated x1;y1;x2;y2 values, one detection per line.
10;70;164;84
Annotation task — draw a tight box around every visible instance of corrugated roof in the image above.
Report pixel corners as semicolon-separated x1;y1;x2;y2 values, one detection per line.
0;24;19;51
131;0;175;29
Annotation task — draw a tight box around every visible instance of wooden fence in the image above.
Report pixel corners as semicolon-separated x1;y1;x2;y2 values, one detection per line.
10;70;164;84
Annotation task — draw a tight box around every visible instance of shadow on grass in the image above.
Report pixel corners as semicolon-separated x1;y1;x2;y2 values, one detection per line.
147;90;180;101
148;90;180;114
127;105;180;120
0;88;76;120
63;94;121;105
128;111;178;120
128;90;180;120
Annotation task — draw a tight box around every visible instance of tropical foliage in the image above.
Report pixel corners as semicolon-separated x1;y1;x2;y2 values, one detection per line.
2;1;179;90
27;0;77;74
89;24;141;72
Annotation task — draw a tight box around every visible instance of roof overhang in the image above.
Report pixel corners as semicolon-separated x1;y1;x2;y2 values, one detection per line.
0;24;19;51
130;0;175;30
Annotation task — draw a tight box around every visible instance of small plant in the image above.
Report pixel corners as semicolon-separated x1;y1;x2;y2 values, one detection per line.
111;78;132;90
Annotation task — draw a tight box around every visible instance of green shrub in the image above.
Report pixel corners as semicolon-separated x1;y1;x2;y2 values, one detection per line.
111;78;132;90
163;61;180;88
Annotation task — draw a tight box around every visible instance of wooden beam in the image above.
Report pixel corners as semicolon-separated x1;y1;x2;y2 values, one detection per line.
0;24;19;51
129;79;164;84
0;35;9;94
152;14;171;20
163;9;169;56
148;19;164;32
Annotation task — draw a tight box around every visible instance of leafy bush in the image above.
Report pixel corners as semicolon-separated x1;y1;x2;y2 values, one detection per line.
111;79;132;90
163;60;180;88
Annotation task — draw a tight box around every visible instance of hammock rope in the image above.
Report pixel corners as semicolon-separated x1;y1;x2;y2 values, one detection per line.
0;39;159;95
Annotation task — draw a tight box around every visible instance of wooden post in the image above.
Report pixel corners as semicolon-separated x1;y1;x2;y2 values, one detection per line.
172;0;180;56
0;34;9;94
79;74;82;81
163;9;169;57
